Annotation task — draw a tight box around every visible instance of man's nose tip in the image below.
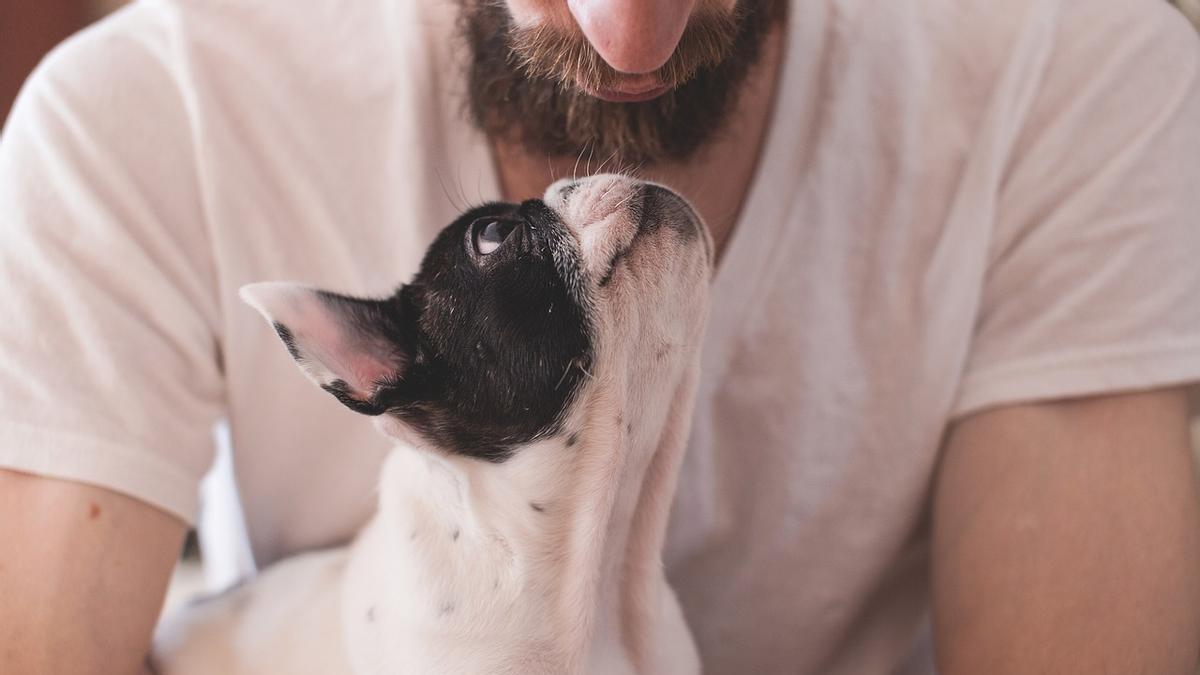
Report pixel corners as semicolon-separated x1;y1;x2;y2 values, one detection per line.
567;0;696;74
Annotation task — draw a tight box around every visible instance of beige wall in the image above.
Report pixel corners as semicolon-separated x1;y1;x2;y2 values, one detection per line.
89;0;129;19
1177;0;1200;28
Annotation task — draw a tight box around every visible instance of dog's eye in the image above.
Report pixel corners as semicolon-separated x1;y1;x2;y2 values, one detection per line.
472;219;517;256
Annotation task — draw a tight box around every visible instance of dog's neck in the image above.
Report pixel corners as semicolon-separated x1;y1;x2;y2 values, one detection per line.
348;340;701;673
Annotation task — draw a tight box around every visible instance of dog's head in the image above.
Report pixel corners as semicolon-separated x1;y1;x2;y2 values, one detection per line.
242;175;712;461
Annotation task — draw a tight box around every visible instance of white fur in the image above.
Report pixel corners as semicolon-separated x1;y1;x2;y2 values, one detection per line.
152;175;712;674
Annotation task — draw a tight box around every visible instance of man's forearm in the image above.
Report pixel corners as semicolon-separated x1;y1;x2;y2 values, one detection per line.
0;469;185;675
931;389;1200;674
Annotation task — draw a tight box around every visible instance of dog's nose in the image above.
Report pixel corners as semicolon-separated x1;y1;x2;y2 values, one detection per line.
557;180;582;200
544;174;645;236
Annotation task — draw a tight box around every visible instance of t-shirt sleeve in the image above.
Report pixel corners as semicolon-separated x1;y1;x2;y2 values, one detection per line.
953;0;1200;418
0;8;223;523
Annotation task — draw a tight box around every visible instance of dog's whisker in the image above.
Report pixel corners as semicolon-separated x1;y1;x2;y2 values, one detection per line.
555;361;573;390
572;145;589;182
455;167;471;211
576;360;595;380
584;144;596;176
595;147;621;177
597;180;620;204
611;188;640;213
433;167;464;211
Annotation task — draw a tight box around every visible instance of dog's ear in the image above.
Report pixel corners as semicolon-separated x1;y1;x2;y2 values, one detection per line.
240;282;409;415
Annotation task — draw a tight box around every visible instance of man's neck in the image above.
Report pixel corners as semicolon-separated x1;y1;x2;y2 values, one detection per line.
492;22;786;266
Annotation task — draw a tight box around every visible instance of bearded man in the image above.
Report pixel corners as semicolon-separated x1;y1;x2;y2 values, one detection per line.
1;0;1199;673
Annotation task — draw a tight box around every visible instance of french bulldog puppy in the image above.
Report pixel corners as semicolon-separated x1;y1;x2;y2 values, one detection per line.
152;174;712;675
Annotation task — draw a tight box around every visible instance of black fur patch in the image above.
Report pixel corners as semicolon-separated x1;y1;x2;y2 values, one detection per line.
309;200;594;463
321;379;389;416
272;322;303;362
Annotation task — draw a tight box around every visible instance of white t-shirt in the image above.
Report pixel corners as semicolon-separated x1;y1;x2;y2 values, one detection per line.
2;0;1199;672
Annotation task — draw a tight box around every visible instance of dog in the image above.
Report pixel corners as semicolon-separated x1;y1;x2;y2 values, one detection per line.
151;174;713;674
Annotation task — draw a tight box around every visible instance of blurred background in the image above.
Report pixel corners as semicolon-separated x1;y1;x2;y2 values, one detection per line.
2;0;1200;617
2;1;123;121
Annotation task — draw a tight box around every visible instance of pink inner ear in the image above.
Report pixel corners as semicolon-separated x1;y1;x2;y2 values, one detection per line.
296;310;401;400
241;282;403;401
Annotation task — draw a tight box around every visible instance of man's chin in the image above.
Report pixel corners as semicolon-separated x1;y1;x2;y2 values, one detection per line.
463;0;784;165
584;83;673;103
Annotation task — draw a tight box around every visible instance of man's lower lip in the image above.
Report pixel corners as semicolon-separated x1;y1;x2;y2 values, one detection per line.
590;84;670;103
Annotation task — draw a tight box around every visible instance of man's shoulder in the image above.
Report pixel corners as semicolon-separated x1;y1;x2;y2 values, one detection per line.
24;0;458;129
25;3;186;112
817;0;1194;82
4;3;203;178
798;0;1197;144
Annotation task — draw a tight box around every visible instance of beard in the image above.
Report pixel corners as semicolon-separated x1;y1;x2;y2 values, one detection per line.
460;0;785;167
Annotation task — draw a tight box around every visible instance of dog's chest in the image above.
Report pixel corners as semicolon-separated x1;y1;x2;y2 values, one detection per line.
339;450;571;674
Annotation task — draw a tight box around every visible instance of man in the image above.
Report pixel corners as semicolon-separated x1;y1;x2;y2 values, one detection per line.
1;0;1199;672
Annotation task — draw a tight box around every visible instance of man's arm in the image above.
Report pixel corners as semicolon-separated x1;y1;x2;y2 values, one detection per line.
932;387;1200;673
0;469;185;675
